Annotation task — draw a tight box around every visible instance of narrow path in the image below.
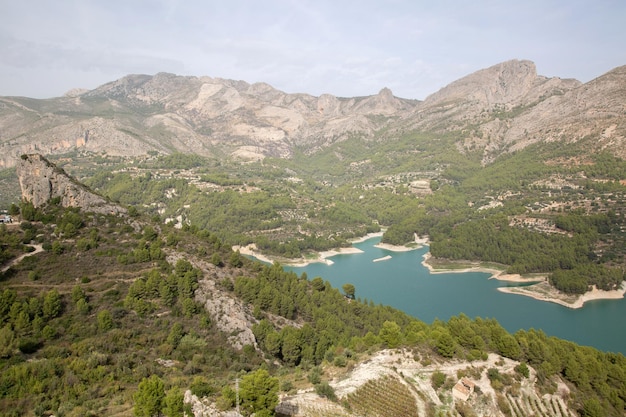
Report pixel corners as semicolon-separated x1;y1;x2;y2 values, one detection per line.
1;244;44;273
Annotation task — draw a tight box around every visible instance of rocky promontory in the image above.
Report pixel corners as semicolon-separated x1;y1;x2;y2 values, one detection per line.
16;153;126;215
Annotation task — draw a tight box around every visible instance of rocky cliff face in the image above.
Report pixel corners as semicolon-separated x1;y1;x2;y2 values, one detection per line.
501;65;626;158
1;59;625;167
398;59;626;162
16;154;126;215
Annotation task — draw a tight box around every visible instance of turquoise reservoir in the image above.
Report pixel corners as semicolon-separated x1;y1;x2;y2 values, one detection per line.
283;237;626;354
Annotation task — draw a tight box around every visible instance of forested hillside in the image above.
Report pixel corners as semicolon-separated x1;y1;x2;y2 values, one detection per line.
0;196;625;416
71;133;626;296
1;60;626;415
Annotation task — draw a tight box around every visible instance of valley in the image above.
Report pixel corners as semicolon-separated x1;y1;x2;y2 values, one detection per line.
1;60;626;416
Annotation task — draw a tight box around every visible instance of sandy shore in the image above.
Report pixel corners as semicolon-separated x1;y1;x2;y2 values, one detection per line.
375;242;416;252
232;243;364;267
422;252;626;309
315;247;364;266
422;252;538;280
420;252;503;275
233;244;275;264
498;281;626;309
374;234;428;252
350;232;383;244
373;255;392;263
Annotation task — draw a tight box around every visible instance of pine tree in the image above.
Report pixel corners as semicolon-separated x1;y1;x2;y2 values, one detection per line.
163;387;184;417
134;375;165;417
239;369;279;417
42;289;62;319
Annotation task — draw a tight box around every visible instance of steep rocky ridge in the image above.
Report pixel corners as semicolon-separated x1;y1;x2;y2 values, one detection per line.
1;59;625;168
501;65;626;158
16;154;260;351
16;153;126;215
0;73;416;167
401;60;625;162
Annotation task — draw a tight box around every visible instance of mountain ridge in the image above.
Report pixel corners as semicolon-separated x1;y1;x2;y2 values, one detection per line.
0;59;624;169
3;63;626;416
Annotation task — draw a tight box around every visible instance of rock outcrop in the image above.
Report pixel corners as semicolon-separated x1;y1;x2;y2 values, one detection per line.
16;153;126;215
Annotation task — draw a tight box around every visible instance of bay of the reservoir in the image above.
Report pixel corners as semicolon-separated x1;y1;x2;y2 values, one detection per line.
283;237;626;354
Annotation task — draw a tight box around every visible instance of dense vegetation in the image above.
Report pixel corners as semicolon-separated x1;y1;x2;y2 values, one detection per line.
1;124;626;415
75;138;626;295
1;201;625;416
0;203;265;415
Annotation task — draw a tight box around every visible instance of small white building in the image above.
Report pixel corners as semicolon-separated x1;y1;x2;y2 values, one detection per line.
452;377;475;401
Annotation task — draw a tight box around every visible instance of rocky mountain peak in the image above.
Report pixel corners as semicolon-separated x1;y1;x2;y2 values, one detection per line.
378;87;394;100
317;93;341;115
63;88;89;98
87;73;153;98
424;59;541;107
16;154;126;215
369;87;400;110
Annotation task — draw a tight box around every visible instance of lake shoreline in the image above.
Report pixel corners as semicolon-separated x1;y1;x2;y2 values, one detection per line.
233;241;368;267
234;232;426;268
421;252;626;309
496;281;626;309
235;234;626;309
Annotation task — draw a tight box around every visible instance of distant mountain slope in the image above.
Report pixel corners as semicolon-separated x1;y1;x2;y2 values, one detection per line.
0;59;624;168
0;73;416;167
400;59;626;162
501;64;626;157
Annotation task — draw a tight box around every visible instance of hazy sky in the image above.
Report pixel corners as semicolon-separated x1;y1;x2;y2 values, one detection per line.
1;0;625;99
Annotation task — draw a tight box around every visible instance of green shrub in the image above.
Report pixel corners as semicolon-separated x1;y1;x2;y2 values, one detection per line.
315;382;337;401
280;380;293;392
515;362;530;378
431;370;446;390
190;376;215;398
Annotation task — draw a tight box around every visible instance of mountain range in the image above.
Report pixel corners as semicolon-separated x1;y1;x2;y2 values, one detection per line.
1;59;624;169
2;60;626;416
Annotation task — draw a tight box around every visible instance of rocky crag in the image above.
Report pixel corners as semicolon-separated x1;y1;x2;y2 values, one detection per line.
16;153;126;215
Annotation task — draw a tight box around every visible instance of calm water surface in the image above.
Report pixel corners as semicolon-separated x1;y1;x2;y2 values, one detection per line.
283;237;626;354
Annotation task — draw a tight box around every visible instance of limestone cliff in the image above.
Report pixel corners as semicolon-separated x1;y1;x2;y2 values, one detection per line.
16;154;126;215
